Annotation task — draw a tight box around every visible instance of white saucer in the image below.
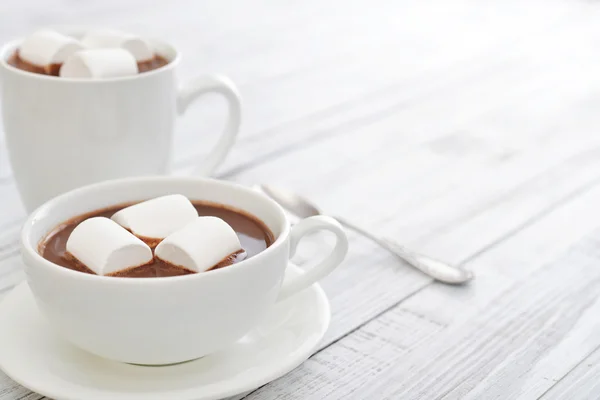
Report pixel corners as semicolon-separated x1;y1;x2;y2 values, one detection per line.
0;264;330;400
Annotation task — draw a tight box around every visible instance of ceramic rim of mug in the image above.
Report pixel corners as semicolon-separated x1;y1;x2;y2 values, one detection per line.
0;28;180;83
21;176;291;284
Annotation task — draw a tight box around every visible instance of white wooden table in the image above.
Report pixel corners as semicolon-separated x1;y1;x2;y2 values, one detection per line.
3;0;600;398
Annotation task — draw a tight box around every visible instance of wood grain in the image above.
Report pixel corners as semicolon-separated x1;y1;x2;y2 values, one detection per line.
540;346;600;400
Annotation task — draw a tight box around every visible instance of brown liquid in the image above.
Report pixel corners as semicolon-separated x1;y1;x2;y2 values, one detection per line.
40;201;274;278
7;50;169;76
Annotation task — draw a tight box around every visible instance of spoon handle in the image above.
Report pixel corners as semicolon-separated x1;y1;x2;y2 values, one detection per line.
332;216;473;284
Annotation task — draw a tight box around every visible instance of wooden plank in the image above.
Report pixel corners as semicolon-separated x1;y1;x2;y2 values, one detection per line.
540;346;600;400
242;182;600;399
0;374;40;400
219;94;600;350
174;0;595;174
202;36;586;177
323;143;600;342
366;239;600;400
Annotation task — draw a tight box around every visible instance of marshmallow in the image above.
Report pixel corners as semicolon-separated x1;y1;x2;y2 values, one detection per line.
81;29;154;62
59;48;138;79
19;30;83;69
155;217;243;272
111;195;198;243
66;217;153;276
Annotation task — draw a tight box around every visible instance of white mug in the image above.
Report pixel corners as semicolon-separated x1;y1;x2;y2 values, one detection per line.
0;36;241;212
21;177;349;365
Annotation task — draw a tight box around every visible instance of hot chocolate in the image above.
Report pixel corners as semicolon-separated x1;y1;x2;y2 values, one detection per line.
7;29;169;77
7;50;169;76
40;201;274;278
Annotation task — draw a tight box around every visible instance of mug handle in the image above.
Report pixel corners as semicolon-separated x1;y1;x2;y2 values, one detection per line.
277;216;349;301
176;74;242;176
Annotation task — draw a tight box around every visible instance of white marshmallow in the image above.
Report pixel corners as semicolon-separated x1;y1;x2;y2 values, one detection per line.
111;194;198;241
155;217;242;272
19;30;83;68
59;48;138;79
81;29;154;62
66;217;153;276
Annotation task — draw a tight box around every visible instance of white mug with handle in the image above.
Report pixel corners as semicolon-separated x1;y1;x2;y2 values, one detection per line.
0;35;241;212
21;177;349;365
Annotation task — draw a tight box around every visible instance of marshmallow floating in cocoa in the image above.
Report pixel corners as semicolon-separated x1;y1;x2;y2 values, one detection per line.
19;30;83;72
111;194;198;245
81;29;154;62
66;217;153;276
155;216;243;273
59;48;138;79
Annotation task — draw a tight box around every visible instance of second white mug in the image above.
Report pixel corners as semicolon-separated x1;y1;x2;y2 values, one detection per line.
0;34;241;212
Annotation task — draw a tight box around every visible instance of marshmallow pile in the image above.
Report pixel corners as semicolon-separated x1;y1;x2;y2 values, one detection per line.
65;195;243;276
18;29;157;79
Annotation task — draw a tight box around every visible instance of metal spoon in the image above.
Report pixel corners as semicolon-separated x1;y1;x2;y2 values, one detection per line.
260;185;474;284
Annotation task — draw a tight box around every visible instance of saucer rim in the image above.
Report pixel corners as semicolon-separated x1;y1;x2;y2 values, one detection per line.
0;267;331;400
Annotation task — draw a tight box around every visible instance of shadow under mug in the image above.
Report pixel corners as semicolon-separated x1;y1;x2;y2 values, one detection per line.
0;37;241;212
21;177;349;365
